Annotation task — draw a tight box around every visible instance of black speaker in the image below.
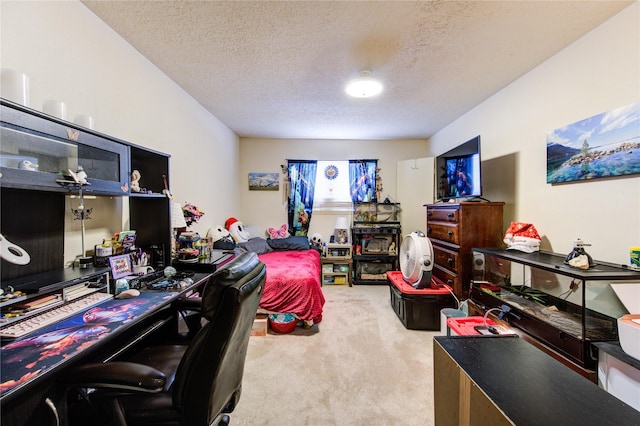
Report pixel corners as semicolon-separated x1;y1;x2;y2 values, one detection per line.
148;244;165;269
472;252;485;281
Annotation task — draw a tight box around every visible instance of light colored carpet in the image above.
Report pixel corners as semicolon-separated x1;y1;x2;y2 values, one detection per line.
231;285;440;426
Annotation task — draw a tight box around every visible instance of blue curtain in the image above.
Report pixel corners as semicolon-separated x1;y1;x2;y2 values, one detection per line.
287;160;317;236
349;160;377;202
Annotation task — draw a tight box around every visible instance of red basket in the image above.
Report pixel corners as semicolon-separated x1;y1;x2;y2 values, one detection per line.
269;314;297;334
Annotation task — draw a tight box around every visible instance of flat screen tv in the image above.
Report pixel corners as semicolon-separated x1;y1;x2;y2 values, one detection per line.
436;135;482;201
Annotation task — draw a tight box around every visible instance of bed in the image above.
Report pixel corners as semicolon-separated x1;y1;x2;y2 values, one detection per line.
235;237;325;325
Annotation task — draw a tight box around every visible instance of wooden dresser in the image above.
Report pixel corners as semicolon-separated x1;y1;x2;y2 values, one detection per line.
425;202;504;298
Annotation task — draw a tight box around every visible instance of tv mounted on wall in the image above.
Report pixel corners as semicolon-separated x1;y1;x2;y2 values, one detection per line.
436;135;482;201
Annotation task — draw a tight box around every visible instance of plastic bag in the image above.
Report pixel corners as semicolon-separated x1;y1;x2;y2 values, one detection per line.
503;222;541;253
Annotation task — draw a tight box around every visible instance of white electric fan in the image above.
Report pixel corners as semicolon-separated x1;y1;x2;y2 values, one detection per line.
400;230;434;289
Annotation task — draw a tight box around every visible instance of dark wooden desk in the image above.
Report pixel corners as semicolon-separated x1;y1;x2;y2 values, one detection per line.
434;336;640;426
172;250;235;272
0;272;211;425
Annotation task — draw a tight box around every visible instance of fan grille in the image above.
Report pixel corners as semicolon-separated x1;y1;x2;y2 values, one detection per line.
400;231;433;288
400;233;421;282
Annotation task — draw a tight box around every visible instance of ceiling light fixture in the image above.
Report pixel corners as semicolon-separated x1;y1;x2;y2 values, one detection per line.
345;71;383;98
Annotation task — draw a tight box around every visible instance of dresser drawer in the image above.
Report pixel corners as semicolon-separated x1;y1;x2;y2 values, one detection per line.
427;208;459;223
433;264;459;290
427;222;459;245
433;245;460;272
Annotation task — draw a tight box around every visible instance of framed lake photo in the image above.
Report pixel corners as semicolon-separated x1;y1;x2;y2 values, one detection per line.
248;172;279;190
547;101;640;184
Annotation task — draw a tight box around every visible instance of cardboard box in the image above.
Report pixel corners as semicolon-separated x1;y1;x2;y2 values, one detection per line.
251;314;268;337
334;276;347;284
611;283;640;361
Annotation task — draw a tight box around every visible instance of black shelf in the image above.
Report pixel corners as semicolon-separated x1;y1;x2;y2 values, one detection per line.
351;219;401;285
0;99;173;290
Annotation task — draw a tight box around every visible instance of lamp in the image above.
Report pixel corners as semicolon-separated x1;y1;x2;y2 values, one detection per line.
334;216;349;244
171;202;187;230
345;71;383;98
71;185;93;269
171;202;187;259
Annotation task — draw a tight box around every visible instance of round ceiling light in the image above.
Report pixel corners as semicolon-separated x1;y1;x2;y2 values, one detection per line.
345;71;383;98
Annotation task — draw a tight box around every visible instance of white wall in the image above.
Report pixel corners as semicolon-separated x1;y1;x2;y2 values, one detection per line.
1;1;239;262
397;157;435;234
427;2;640;265
238;138;427;240
3;1;638;266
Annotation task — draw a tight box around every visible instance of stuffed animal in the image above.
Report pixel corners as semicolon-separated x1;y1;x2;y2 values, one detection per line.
310;233;323;251
131;170;141;193
225;217;250;243
18;160;38;171
209;225;236;250
268;224;289;239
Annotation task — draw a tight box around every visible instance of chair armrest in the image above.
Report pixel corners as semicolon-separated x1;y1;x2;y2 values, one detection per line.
64;361;166;393
174;297;202;312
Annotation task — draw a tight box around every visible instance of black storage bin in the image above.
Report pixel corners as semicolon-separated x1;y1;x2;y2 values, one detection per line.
387;271;456;330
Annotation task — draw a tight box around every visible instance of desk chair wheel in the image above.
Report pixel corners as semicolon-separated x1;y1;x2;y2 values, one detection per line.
216;414;230;425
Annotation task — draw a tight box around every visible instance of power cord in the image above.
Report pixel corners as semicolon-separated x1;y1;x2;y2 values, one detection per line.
483;304;512;331
442;284;460;308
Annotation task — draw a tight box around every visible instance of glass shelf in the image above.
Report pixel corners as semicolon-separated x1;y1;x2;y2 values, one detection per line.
470;248;640;368
1;98;128;195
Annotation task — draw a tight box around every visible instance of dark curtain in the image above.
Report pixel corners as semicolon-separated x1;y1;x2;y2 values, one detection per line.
349;160;377;202
287;160;317;236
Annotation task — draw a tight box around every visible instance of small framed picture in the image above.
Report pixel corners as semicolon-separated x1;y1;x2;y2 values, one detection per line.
248;172;279;190
109;253;133;279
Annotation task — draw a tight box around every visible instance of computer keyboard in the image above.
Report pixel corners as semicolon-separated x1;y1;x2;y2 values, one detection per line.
0;291;112;339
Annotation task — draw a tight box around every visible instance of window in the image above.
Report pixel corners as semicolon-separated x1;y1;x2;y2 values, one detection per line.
313;161;352;211
312;160;377;211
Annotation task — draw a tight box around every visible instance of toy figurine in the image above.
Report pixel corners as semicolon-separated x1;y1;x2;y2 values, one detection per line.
18;160;38;171
131;170;141;192
388;241;396;256
68;166;88;185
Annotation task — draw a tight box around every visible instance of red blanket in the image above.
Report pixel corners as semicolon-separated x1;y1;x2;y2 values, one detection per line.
258;249;325;323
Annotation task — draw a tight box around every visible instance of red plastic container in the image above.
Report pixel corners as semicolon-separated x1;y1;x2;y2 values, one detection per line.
268;314;297;334
387;271;456;330
447;316;497;336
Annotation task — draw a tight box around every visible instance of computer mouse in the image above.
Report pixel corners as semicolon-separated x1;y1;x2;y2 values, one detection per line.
117;289;140;299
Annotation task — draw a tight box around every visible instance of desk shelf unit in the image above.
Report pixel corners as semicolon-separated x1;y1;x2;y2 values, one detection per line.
0;98;191;426
322;244;352;286
1;98;172;286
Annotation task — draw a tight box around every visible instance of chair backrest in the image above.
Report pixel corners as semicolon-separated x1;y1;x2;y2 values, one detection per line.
171;252;265;425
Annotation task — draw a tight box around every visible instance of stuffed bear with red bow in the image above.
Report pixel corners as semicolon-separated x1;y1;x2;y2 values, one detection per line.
225;217;250;243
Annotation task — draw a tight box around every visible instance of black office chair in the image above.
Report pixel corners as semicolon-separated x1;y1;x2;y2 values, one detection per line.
64;252;266;426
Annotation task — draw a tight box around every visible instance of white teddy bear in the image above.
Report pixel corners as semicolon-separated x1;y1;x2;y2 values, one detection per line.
209;225;236;250
225;217;250;243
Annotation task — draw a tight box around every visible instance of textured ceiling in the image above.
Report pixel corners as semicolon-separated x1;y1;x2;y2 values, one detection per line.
81;1;633;140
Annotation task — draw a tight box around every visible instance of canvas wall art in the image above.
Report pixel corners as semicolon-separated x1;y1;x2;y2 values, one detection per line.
248;172;279;190
546;101;640;184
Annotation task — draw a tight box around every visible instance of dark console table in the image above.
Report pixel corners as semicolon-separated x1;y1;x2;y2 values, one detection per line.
433;336;640;425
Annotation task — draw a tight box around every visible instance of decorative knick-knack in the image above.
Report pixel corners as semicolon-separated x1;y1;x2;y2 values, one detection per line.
565;238;595;269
